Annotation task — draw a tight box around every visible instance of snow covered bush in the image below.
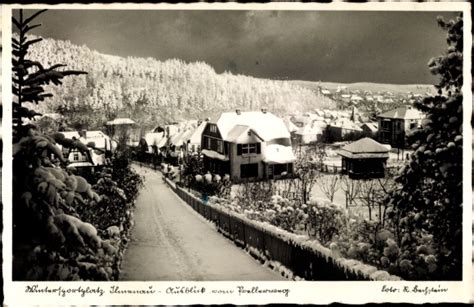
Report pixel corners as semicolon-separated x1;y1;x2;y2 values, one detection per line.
306;198;346;245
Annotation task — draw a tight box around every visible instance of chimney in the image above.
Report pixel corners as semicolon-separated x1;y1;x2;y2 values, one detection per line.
261;108;267;114
236;109;241;115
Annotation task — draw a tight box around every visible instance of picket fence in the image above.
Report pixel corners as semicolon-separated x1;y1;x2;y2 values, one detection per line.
161;175;399;281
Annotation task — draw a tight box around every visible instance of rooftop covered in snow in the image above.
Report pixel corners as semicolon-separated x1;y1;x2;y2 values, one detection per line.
337;137;390;159
378;106;423;120
211;110;291;142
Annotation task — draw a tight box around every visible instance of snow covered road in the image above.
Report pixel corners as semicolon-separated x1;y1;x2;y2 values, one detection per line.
120;165;285;281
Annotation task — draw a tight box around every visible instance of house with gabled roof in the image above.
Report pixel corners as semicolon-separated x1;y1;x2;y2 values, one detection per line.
337;137;391;179
377;105;424;147
326;118;363;142
201;109;296;182
294;121;326;145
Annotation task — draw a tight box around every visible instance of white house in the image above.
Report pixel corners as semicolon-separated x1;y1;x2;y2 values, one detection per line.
59;130;116;166
201;109;296;181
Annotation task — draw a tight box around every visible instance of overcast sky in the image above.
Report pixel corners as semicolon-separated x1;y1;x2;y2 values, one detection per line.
19;9;459;84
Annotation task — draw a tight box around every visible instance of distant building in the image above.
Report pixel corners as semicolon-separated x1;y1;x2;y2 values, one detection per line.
326;118;363;142
201;109;295;182
294;121;326;144
60;130;115;166
337;137;390;179
144;131;166;153
377;106;424;147
350;95;364;105
105;117;139;146
185;119;208;153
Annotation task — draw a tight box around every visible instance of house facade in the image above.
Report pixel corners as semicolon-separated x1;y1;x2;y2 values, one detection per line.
60;130;115;166
201;110;296;182
294;121;326;145
377;106;424;147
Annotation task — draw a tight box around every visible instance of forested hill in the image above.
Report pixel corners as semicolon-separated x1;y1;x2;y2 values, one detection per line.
25;35;335;130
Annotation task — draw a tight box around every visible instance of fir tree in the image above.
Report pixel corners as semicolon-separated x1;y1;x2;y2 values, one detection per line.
12;9;86;140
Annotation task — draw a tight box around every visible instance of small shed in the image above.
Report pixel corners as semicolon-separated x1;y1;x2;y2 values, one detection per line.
337;137;390;179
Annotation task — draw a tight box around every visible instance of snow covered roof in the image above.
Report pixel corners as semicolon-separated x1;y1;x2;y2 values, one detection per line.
361;122;378;133
283;118;299;133
329;119;363;131
263;144;296;164
106;118;136;125
378;106;423;120
226;125;264;144
295;122;324;136
202;149;229;161
187;120;207;145
169;130;187;146
144;132;165;147
59;130;114;150
180;129;195;144
337;137;389;159
212;111;290;142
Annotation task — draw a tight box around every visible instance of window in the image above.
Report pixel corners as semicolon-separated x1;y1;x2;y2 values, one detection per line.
243;143;256;154
217;140;224;153
206;137;211;149
237;143;261;155
210;124;217;133
73;153;79;161
381;120;391;130
241;163;258;178
409;121;418;129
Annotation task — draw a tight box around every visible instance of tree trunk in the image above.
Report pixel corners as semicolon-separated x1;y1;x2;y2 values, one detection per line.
367;197;372;220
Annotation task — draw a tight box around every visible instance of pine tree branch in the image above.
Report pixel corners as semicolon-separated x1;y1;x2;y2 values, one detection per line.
23;9;48;26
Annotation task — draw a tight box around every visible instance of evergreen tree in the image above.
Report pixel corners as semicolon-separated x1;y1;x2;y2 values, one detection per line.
387;15;463;280
12;9;86;141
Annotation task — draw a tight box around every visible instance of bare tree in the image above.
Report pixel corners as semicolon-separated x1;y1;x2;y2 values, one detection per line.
317;174;341;203
356;179;378;221
340;175;360;209
373;170;399;226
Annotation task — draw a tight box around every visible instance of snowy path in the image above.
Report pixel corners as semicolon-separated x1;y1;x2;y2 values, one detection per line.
120;165;285;281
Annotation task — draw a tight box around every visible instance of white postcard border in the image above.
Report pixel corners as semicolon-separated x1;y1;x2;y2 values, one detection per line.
1;2;472;305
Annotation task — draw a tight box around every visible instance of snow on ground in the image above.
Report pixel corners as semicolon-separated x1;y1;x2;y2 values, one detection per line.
120;165;285;281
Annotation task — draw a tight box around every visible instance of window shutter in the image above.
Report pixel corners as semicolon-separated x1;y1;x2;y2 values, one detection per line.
256;143;261;154
237;144;242;155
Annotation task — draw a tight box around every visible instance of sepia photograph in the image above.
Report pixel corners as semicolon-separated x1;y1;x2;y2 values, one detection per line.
4;3;470;301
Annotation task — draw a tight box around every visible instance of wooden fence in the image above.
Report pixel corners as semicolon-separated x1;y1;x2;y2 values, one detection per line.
163;176;399;281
